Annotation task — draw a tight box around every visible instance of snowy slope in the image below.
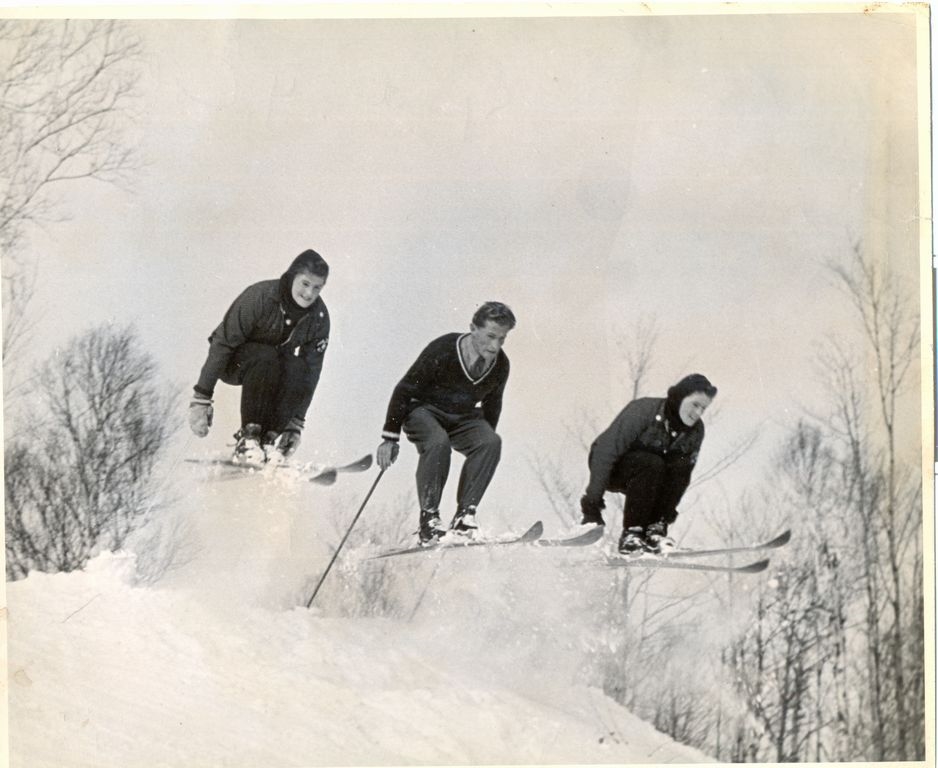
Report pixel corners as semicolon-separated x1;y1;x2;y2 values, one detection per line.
6;463;714;767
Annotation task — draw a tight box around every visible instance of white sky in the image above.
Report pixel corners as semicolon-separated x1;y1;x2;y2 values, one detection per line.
11;8;927;524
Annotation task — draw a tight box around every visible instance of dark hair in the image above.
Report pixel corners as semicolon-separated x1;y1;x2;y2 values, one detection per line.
667;373;717;405
288;249;329;280
472;301;516;330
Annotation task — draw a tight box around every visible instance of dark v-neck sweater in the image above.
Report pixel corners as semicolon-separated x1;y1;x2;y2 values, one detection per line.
381;332;510;441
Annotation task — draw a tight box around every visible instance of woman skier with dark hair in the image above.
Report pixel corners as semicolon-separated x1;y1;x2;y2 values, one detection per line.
188;249;331;466
580;373;718;554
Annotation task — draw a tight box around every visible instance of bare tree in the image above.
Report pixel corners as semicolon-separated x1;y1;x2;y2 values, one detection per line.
724;424;858;761
4;323;179;579
616;315;660;400
723;246;924;762
0;20;141;374
827;244;922;760
815;338;890;758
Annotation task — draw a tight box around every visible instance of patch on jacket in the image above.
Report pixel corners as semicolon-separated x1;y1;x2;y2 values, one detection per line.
316;338;329;353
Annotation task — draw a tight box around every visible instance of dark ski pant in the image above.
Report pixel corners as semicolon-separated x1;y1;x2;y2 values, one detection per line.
605;450;693;529
220;342;313;434
402;405;502;516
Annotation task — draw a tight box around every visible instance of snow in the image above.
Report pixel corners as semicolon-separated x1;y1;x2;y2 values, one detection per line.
6;464;714;767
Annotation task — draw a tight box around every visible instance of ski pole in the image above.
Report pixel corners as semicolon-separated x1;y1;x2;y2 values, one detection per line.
306;468;386;609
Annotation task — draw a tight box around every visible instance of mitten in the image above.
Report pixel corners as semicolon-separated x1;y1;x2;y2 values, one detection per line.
188;392;213;438
580;494;606;526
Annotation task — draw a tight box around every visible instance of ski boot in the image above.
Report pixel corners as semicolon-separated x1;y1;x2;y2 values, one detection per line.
644;521;676;554
450;506;480;539
232;423;267;467
418;509;447;546
262;430;300;465
617;526;647;556
262;431;287;465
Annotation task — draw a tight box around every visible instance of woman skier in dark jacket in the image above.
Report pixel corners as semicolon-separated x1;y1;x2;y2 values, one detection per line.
580;373;717;554
188;249;331;465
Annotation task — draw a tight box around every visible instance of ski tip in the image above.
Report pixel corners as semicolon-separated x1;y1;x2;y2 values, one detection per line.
307;454;374;483
771;529;792;547
351;454;374;471
370;548;410;560
536;525;605;547
741;558;771;573
578;525;605;544
310;469;338;485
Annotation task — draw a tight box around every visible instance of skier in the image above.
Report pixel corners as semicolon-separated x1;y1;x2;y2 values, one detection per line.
187;249;331;465
579;373;717;554
375;301;516;544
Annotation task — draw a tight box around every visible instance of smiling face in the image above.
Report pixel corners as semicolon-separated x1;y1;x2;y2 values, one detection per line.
291;271;326;308
678;392;713;427
468;320;511;361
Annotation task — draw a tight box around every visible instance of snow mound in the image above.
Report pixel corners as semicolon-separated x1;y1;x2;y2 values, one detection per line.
6;468;714;767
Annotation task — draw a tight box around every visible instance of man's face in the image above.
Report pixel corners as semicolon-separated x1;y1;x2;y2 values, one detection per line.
292;271;326;308
468;320;511;360
678;393;713;427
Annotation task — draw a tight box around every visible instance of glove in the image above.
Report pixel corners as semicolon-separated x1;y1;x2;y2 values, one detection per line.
580;494;606;526
188;392;213;438
376;439;400;470
276;416;304;458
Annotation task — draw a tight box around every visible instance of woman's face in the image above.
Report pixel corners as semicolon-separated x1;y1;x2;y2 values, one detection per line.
292;271;326;308
679;392;713;427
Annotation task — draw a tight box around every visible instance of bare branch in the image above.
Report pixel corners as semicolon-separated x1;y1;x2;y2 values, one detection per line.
1;19;141;376
4;323;181;579
616;315;661;400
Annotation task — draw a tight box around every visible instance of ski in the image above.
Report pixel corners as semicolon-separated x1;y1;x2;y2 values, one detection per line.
309;454;374;485
535;525;605;548
185;454;373;485
605;556;770;574
185;457;254;469
372;520;544;560
654;529;791;560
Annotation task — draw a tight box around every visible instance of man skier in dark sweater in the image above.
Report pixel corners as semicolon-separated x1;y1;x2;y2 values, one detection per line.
376;302;516;544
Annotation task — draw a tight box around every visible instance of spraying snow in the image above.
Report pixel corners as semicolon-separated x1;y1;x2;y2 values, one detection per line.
6;463;714;767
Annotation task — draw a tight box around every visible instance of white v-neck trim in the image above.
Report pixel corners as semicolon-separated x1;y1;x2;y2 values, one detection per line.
456;333;493;383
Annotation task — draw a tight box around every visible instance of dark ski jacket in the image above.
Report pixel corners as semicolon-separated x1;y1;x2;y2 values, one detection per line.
194;279;330;415
381;332;510;441
585;397;705;501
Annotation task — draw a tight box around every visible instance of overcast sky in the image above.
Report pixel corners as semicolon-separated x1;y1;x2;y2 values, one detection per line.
14;8;926;526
